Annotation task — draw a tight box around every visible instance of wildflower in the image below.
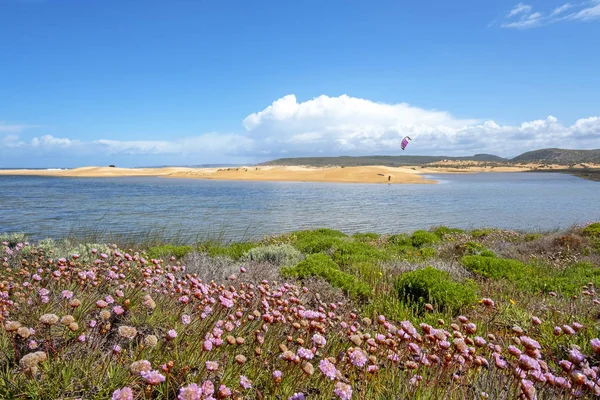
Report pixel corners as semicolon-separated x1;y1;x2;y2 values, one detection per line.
520;379;536;400
206;361;219;371
240;375;252;389
118;326;137;340
569;348;585;364
201;380;215;396
96;300;108;309
591;338;600;354
167;329;178;340
273;370;282;383
178;383;201;400
112;387;134;400
130;360;152;374
113;345;121;353
481;298;495;307
288;393;305;400
61;290;74;299
240;266;246;273
89;320;97;328
39;314;59;325
28;340;38;349
562;325;576;335
553;326;563;336
319;359;337;380
298;347;314;360
334;382;352;400
141;370;165;385
532;316;542;325
113;306;124;315
144;335;158;347
218;384;231;398
181;314;191;325
78;334;86;342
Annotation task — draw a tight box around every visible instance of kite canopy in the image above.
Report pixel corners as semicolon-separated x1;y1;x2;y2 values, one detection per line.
401;136;412;150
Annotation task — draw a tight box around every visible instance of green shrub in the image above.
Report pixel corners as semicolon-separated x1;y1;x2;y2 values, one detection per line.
388;234;413;247
432;226;465;238
461;255;527;281
395;266;478;315
242;244;304;266
583;223;600;238
471;228;494;238
330;241;388;267
541;262;600;296
352;232;380;243
418;247;437;259
146;244;194;260
411;230;440;248
281;254;371;299
291;229;347;254
208;242;258;260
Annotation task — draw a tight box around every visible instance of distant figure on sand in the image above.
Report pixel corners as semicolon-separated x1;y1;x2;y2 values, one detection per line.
388;176;391;182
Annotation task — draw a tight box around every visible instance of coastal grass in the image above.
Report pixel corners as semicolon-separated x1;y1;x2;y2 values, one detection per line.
2;221;600;399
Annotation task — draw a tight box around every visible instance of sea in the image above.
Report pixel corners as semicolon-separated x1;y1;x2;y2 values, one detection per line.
0;172;599;242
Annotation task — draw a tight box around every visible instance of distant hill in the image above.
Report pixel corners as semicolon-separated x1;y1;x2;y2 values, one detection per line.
510;148;600;164
259;154;506;167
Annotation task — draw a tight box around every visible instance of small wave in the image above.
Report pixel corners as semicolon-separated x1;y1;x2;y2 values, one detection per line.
46;168;69;171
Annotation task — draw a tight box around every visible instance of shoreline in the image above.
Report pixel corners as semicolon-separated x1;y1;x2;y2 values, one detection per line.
0;165;438;184
1;163;597;183
0;164;545;185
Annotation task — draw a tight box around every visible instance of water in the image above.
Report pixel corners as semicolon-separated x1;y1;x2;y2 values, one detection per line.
0;172;598;241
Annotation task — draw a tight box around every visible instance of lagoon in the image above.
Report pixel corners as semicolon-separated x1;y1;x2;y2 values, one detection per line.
0;172;598;241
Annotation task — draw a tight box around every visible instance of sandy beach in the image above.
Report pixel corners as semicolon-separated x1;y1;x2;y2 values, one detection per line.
1;162;594;184
0;165;437;184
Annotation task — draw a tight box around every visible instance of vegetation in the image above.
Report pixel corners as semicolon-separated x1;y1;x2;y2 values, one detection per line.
2;221;600;399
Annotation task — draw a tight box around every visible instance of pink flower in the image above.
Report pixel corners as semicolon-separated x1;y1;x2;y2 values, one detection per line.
166;329;177;340
181;315;191;325
312;333;326;347
218;384;231;398
334;382;352;400
240;375;252;389
140;370;165;385
240;266;247;273
178;383;201;400
62;290;74;299
288;394;305;400
111;387;134;400
298;347;314;360
206;361;219;371
531;316;542;325
89;320;97;328
201;380;215;396
113;306;124;315
319;359;337;380
78;334;86;342
591;338;600;354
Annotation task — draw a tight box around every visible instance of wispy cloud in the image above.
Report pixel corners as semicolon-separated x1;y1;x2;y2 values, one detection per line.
0;122;39;134
495;1;600;29
508;3;533;17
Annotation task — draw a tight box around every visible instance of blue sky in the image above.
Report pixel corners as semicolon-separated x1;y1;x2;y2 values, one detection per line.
1;0;599;168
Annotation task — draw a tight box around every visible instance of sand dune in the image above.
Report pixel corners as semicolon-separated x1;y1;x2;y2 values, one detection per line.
0;165;435;184
2;161;588;184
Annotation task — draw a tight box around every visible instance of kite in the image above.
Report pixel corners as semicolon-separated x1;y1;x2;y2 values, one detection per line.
401;136;412;151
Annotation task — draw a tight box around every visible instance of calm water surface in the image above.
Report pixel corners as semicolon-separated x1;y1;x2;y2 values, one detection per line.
0;173;598;241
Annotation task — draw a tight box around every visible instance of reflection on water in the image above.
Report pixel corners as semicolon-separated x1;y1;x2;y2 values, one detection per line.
0;173;598;241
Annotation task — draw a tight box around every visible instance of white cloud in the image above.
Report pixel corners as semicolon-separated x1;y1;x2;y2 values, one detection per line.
508;3;533;17
31;135;78;148
243;95;600;158
564;0;600;21
497;1;600;28
0;134;26;148
2;95;600;163
551;3;573;16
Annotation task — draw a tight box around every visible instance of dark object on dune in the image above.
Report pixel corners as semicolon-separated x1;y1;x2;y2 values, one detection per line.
108;165;116;168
